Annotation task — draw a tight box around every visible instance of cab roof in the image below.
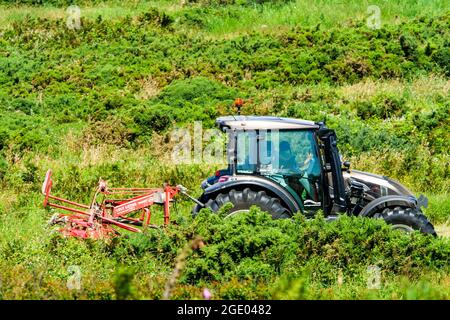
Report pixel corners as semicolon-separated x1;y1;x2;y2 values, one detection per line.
216;116;319;130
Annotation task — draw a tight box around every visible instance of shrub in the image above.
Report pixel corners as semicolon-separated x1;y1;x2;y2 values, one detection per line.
156;77;238;109
113;267;135;300
81;116;134;147
136;9;174;29
354;93;408;120
0;156;7;180
432;47;450;76
180;208;450;285
133;106;173;134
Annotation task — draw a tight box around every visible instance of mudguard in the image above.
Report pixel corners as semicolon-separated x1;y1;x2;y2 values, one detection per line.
359;195;418;217
194;175;301;214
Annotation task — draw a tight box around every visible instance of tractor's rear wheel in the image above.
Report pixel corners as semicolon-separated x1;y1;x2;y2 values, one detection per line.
374;206;437;236
204;188;291;219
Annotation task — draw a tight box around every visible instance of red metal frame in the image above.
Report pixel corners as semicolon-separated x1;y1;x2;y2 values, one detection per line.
42;169;180;239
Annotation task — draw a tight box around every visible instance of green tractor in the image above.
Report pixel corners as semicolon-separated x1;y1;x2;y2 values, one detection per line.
193;116;436;236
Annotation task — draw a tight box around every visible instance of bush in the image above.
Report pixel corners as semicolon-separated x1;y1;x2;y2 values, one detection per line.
157;77;238;109
184;0;293;6
136;9;174;29
113;267;135;300
0;156;7;180
354;93;408;120
432;47;450;76
180;208;450;285
81;116;134;147
133;106;173;134
0;0;103;6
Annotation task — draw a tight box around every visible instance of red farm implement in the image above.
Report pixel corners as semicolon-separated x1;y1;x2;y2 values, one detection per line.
42;169;195;239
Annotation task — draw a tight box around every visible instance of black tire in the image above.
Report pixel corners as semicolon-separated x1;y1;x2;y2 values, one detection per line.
204;188;291;219
374;206;437;236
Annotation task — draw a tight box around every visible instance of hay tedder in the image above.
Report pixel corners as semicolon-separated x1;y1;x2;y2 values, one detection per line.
42;169;198;239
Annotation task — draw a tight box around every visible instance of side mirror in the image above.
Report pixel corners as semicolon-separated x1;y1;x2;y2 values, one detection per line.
342;161;351;172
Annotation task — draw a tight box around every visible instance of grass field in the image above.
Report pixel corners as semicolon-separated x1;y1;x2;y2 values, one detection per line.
0;0;449;299
0;0;447;33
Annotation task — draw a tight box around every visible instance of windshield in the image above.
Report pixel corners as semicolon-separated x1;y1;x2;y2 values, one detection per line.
236;129;321;178
234;129;322;207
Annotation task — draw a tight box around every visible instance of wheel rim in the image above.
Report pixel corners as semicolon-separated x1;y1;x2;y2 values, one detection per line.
224;209;250;219
391;224;415;233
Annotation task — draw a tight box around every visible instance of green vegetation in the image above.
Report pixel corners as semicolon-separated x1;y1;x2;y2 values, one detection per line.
0;0;448;299
0;208;449;299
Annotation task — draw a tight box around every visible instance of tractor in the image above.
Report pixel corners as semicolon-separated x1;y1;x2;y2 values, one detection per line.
193;116;436;236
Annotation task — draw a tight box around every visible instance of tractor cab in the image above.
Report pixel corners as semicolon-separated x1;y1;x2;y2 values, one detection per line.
202;116;328;216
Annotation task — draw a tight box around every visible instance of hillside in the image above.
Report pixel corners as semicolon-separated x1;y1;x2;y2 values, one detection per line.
0;0;449;299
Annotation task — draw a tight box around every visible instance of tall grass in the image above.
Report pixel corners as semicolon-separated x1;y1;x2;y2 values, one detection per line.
0;0;448;34
0;0;176;27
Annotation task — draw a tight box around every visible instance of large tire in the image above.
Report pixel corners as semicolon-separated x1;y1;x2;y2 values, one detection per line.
204;188;291;219
374;206;437;236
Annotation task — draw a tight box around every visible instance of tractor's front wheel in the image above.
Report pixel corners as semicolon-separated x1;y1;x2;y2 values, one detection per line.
203;188;291;219
374;206;437;236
